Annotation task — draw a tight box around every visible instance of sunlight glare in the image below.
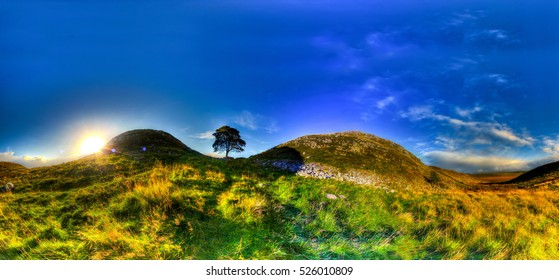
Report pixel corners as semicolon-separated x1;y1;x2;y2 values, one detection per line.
79;136;106;155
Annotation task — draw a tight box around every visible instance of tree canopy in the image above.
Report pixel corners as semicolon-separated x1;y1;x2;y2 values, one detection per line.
212;126;246;158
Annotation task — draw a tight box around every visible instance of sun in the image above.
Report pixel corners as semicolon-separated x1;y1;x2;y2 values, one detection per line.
79;136;106;155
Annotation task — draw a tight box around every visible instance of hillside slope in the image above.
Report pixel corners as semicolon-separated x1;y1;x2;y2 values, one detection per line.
3;129;204;193
0;162;28;179
102;129;203;160
508;161;559;186
251;131;475;189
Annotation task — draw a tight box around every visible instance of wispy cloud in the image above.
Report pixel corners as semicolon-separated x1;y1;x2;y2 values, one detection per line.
439;10;519;51
543;136;559;156
402;104;534;147
434;136;458;150
353;76;405;121
455;106;482;118
444;56;482;72
234;111;258;130
444;10;486;27
376;96;396;110
191;131;214;140
398;100;549;173
465;29;519;48
400;104;435;121
264;121;279;134
465;73;516;92
488;127;533;147
233;110;279;134
365;30;417;57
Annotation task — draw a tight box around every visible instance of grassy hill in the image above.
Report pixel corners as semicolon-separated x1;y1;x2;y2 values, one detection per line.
253;131;426;173
2;129;559;260
102;129;203;160
507;161;559;186
251;131;476;189
0;162;28;179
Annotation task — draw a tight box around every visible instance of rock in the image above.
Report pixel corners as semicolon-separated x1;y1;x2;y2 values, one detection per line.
1;183;15;193
259;160;302;173
339;195;346;199
326;193;338;200
257;160;390;190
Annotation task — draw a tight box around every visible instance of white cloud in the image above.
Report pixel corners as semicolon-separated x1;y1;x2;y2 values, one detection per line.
400;105;435;121
402;105;533;147
0;151;44;165
191;131;214;140
489;127;533;146
376;96;396;110
470;137;492;145
205;152;224;158
449;121;533;147
424;150;530;173
456;106;482;118
446;117;473;127
543;136;559;156
425;150;559;173
0;150;71;168
400;104;559;173
435;137;458;150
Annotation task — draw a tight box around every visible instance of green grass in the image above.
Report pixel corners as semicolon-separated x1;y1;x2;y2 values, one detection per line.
2;153;559;259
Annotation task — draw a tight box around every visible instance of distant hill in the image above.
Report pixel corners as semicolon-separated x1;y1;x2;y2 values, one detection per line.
428;166;480;187
507;161;559;185
470;172;524;184
0;162;28;179
102;129;203;160
251;131;475;189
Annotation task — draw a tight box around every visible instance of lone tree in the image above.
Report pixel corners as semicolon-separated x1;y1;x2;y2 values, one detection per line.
212;125;246;158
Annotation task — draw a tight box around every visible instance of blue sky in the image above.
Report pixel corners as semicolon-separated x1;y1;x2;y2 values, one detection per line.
1;0;559;173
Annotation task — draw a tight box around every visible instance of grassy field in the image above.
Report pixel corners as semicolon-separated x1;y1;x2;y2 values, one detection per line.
2;153;559;259
470;172;524;183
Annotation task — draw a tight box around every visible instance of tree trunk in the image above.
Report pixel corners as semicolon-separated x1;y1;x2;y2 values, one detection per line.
226;141;230;158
